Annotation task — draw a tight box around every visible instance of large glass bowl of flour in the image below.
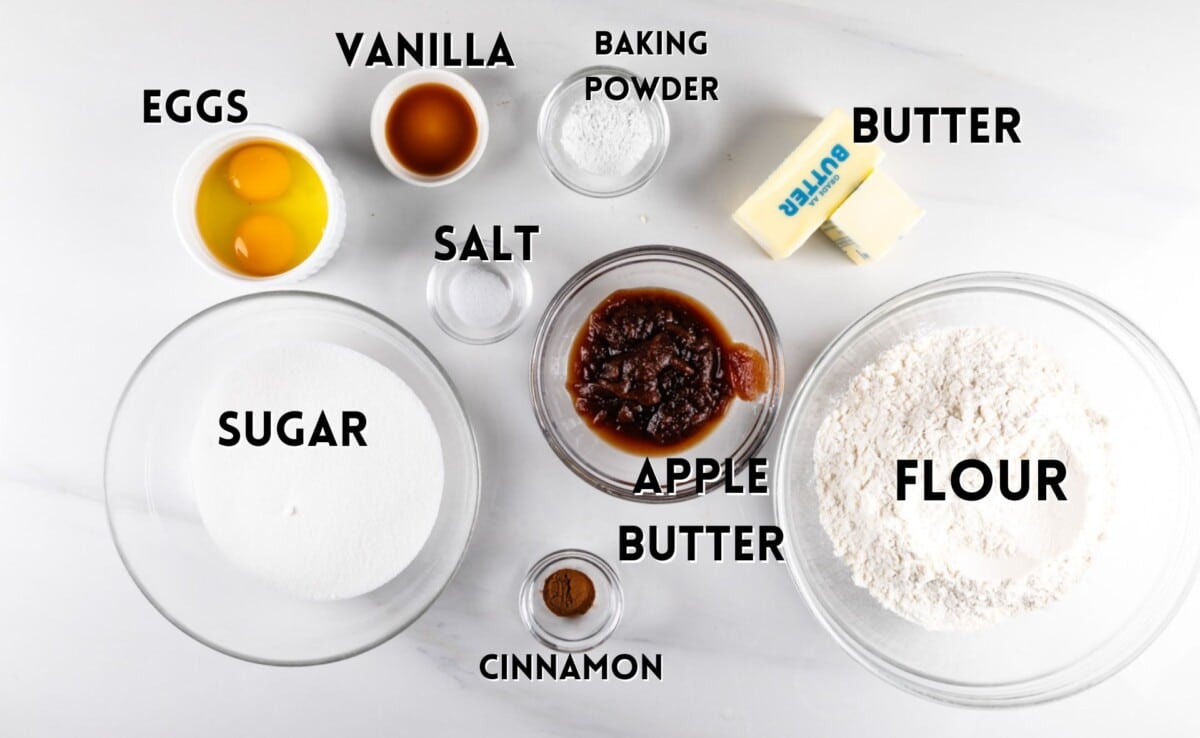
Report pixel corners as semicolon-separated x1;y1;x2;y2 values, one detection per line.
776;272;1200;706
106;292;480;665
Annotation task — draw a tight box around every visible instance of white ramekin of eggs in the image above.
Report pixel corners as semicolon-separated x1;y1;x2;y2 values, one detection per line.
174;124;346;282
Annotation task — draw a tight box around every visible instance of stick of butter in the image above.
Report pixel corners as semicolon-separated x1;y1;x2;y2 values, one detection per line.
733;109;883;260
820;171;924;265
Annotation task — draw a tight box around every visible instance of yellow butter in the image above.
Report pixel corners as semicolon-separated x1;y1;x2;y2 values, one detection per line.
820;170;924;265
733;109;884;260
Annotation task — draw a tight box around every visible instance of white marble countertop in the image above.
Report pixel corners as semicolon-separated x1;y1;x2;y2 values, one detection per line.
3;0;1200;734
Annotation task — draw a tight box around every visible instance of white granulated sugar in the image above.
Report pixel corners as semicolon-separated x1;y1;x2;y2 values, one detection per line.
450;267;511;328
560;97;653;177
814;326;1114;631
190;342;444;601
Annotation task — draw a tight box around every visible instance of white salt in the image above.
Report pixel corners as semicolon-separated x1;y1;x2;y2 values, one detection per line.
189;342;444;601
450;267;511;328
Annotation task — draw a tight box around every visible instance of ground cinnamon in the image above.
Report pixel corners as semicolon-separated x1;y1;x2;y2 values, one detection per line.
542;568;595;617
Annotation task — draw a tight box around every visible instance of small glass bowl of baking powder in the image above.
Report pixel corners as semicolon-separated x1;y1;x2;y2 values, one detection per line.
537;66;670;197
519;549;623;652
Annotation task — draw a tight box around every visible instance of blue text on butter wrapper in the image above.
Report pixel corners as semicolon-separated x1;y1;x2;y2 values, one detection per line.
777;144;850;216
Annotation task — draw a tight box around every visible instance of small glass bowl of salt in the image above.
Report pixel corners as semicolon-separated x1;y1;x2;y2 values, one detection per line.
426;252;532;344
537;65;670;197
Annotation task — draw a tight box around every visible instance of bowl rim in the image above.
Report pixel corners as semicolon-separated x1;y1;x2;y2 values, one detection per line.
530;244;785;503
535;65;670;198
774;270;1200;706
104;290;481;666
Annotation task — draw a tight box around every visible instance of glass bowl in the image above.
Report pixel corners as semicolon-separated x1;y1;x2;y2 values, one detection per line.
536;66;670;198
775;272;1200;706
105;292;480;665
519;549;623;652
530;245;784;502
426;250;532;345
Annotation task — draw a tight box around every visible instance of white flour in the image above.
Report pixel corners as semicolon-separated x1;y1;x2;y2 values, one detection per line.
815;326;1114;631
190;342;444;600
560;97;652;177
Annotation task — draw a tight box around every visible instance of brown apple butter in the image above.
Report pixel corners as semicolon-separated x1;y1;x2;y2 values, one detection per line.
568;288;768;454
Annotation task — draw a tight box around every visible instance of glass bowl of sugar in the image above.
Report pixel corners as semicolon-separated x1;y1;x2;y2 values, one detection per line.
105;291;480;665
775;272;1200;706
537;65;670;198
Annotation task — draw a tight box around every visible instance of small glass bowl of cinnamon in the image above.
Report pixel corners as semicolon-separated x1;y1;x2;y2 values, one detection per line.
519;549;623;652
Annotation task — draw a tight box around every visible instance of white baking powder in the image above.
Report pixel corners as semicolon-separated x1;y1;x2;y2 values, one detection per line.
815;326;1114;631
560;97;653;177
190;342;444;601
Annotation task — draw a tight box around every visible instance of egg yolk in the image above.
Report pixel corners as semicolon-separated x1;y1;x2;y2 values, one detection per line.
233;213;296;276
227;145;292;202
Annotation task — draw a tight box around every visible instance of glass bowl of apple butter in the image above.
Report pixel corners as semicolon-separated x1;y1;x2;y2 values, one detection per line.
530;245;784;502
